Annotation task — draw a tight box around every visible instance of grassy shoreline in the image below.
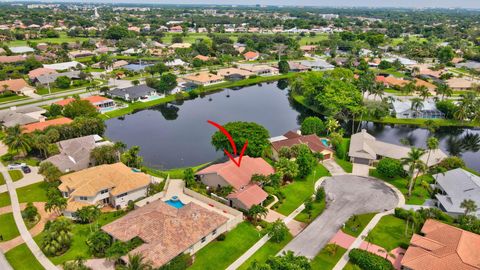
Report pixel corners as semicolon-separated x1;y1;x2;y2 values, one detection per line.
101;73;294;119
291;93;479;128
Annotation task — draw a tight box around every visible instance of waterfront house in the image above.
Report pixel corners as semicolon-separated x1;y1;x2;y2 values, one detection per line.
21;117;73;133
196;156;274;210
59;162;151;217
238;64;279;76
401;219;480;270
299;59;335;71
216;67;254;80
432;168;480;218
348;129;447;166
108;85;157;102
183;72;224;86
392;100;445;119
269;131;334;160
55;95;115;111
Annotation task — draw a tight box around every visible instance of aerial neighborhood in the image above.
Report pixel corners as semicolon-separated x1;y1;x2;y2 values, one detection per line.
0;2;479;270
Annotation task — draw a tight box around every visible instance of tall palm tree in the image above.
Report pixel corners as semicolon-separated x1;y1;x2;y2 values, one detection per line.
425;137;439;168
401;147;427;197
460;199;477;216
410;98;424;118
248;204;268;224
118;254;153;270
417;85;431;101
2;125;31;156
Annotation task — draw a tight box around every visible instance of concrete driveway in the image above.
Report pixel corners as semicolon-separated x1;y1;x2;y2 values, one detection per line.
281;175;399;259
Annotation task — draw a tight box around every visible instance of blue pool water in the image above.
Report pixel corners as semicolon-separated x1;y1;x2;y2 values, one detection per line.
165;199;185;209
321;139;329;147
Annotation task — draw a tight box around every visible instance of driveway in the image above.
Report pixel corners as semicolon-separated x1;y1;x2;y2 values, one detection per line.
352;163;370;176
322;159;346;175
281;175;399;259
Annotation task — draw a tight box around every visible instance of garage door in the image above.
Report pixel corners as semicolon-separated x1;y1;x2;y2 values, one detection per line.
353;158;371;165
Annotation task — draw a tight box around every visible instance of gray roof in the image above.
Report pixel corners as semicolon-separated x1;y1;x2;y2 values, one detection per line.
0;106;45;127
456;61;480;70
299;59;334;69
108;85;156;100
35;71;81;85
434;168;480;217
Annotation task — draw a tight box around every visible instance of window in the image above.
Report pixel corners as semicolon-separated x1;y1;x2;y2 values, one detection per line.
100;189;109;194
79;196;87;201
117;192;128;198
201;237;206;243
212;229;217;235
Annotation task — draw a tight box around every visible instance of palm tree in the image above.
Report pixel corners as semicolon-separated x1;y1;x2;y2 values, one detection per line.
417;85;431;101
425;137;439;168
401;147;427;197
410;98;424;118
325;117;339;136
2;125;31;156
248;204;268;224
460;199;477;216
118;253;153;270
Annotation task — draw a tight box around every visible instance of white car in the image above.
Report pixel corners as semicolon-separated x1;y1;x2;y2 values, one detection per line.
7;163;26;170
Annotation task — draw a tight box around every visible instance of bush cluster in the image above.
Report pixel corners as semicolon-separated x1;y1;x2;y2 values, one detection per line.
349;248;394;270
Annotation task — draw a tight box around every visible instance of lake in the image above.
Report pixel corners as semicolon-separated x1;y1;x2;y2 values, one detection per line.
105;81;480;171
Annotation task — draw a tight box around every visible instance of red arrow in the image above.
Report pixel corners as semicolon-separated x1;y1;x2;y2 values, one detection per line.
208;120;248;167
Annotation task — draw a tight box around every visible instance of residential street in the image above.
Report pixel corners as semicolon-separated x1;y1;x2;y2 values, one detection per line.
280;175;399;259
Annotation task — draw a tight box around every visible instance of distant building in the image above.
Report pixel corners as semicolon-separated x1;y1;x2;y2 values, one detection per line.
33;71;82;85
183;72;224;86
299;59;334;71
0;79;36;95
456;60;480;71
270;131;334;160
9;46;34;54
43;61;85;71
243;51;260;61
28;67;57;80
392;100;444;119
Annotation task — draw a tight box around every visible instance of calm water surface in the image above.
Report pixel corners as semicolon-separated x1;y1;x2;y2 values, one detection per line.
105;82;480;171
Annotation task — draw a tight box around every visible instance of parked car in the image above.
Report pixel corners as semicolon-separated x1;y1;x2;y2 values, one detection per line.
7;163;26;170
21;166;31;174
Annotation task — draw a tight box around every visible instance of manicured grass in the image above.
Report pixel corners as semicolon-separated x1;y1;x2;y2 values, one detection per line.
189;222;262;270
367;215;410;251
238;232;293;270
334;157;353;173
343;262;361;270
8;170;23;182
6;32;88;46
0;173;5;185
310;245;348;270
0;94;28;103
5;243;44;270
299;34;329;45
145;162;210;179
369;169;433;205
294;199;326;223
17;182;48;203
0;212;20;241
342;213;376;237
35;211;126;265
274;164;330;216
0;192;11;207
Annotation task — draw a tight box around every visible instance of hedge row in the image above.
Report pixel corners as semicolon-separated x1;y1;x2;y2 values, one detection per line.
349;248;394;270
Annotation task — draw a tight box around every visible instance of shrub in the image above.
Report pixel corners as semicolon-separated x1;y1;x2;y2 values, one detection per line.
300;116;325;136
349;248;394;270
315;186;325;202
437;156;465;170
377;158;404;178
216;233;226;241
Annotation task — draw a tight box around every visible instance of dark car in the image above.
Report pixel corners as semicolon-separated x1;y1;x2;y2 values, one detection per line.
21;166;31;174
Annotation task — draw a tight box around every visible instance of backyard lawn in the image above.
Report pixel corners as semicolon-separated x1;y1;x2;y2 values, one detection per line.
342;213;376;237
367;215;411;251
8;170;23;182
238;233;293;270
310;245;348;270
17;182;48;203
189;222;262;270
369;169;433;205
5;243;44;270
0;192;10;207
274;164;330;216
0;212;20;241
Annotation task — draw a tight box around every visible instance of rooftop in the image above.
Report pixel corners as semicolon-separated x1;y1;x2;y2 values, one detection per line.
21;117;73;133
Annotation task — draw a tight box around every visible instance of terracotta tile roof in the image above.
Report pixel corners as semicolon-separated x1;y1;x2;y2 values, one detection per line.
21;117;72;133
0;79;32;93
28;68;57;80
55;96;113;107
376;75;408;87
227;184;268;209
244;51;259;60
0;55;25;63
183;72;224;84
216;67;254;77
59;163;150;197
196;156;274;190
271;132;333;154
414;79;437;90
401;219;480;270
102;199;228;268
194;55;210;61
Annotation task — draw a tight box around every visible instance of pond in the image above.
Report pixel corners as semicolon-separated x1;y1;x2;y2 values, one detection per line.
105;81;480;171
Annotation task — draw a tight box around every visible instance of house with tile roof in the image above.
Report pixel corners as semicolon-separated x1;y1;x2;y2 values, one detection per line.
0;55;26;64
270;131;334;160
401;219;480;270
0;79;36;95
54;95;115;111
183;72;224;86
21;117;73;133
28;67;57;80
196;156;274;210
59;162;152;217
243;51;260;61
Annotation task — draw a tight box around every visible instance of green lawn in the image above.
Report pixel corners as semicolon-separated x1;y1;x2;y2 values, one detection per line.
299;34;329;45
343;262;361;270
310;245;348;270
369;169;433;205
0;192;11;207
5;243;44;270
6;32;88;46
8;170;23;182
0;173;5;185
334;157;353;173
238;232;293;270
274;164;330;216
0;94;28;103
294;199;326;223
34;211;125;265
189;222;262;270
145;162;210;179
367;215;411;251
342;213;376;237
0;212;20;241
17;182;48;203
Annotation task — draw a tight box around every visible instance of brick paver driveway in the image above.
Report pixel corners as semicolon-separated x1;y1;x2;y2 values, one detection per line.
281;175;399;258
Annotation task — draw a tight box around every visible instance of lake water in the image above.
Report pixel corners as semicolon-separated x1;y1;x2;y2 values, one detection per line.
105;81;480;171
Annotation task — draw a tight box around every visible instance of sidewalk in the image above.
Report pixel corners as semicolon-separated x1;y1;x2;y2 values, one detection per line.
322;159;346;175
0;166;43;193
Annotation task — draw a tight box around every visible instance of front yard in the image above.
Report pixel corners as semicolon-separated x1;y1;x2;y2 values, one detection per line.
189;222;262;270
310;245;348;270
8;170;23;182
238;232;293;270
17;182;48;203
342;213;376;237
0;212;20;241
367;215;411;251
274;164;330;216
5;243;44;270
0;192;10;207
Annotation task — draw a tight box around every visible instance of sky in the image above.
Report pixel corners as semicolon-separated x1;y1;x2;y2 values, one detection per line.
12;0;480;9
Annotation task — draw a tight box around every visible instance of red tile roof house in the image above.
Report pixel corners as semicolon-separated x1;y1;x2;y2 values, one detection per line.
28;67;57;80
243;51;260;61
54;96;115;112
0;78;36;95
270;131;334;160
401;219;480;270
21;117;73;133
196;156;274;210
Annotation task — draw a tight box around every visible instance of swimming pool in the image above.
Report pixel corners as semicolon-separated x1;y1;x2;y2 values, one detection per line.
165;196;185;208
321;139;329;147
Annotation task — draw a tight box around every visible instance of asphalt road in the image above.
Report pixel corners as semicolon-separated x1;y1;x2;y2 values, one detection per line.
281;175;399;259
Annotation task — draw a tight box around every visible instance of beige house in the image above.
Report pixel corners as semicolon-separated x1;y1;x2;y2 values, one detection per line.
238;64;279;76
0;79;36;95
59;163;152;218
183;72;224;86
446;77;478;90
